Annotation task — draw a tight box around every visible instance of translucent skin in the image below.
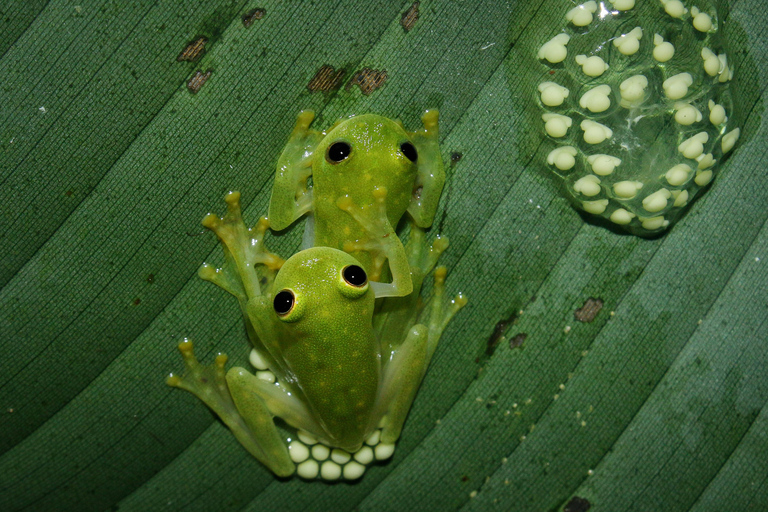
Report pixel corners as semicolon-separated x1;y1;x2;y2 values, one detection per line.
537;0;739;236
269;111;445;292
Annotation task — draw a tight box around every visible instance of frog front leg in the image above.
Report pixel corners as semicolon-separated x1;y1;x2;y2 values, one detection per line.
407;109;446;228
166;340;295;477
336;186;413;298
269;110;324;232
198;191;283;304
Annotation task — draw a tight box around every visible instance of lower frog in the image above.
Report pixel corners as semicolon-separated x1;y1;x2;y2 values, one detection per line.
167;192;466;479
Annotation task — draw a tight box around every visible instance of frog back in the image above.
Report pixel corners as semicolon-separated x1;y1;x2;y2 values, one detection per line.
271;247;380;449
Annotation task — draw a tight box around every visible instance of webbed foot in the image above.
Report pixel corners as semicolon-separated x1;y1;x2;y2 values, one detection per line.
199;191;283;302
166;339;294;477
337;187;412;298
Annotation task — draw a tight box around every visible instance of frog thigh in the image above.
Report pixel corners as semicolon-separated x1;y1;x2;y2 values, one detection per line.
269;110;324;231
377;325;429;444
407;110;445;228
224;367;295;477
226;367;326;447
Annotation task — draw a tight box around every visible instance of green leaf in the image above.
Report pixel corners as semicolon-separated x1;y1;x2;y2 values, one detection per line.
1;0;766;511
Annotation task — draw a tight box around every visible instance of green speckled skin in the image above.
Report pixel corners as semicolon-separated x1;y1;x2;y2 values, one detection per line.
250;247;379;449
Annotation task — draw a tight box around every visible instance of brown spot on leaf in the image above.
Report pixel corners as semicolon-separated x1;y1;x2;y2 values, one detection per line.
574;297;603;323
346;68;388;95
64;190;74;197
564;496;591;512
509;333;527;349
401;1;420;32
461;475;469;482
242;8;266;27
307;65;346;93
486;311;518;356
187;69;212;94
132;298;141;306
177;37;207;62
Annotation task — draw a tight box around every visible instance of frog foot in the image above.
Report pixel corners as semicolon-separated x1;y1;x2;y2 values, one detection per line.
337;187;413;298
199;191;284;301
425;267;467;360
406;224;450;282
336;187;393;279
166;339;241;429
287;429;395;481
167;339;295;477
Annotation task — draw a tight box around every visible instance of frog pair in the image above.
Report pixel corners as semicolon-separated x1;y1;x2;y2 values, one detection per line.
167;111;466;480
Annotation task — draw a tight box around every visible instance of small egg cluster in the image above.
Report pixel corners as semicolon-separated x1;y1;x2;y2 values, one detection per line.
288;428;395;481
536;0;740;236
249;349;395;481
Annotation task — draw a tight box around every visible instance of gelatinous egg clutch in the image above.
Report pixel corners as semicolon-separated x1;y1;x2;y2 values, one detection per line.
536;0;740;236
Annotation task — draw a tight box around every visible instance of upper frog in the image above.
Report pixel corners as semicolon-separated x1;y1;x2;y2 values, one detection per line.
268;111;445;297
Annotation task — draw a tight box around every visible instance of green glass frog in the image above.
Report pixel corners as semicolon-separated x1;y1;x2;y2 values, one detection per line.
268;110;445;297
167;192;465;479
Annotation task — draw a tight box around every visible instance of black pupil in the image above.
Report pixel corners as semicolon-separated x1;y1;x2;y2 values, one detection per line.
327;141;351;163
400;142;417;162
273;290;294;315
343;265;367;287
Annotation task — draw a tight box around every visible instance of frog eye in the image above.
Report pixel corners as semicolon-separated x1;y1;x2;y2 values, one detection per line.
273;290;295;316
326;141;351;163
338;264;369;298
342;265;367;287
400;141;418;162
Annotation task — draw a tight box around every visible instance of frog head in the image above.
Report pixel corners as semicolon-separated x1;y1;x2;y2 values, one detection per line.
312;114;420;229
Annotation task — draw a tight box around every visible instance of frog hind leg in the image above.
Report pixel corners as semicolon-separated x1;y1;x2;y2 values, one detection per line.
378;265;467;444
337;187;413;298
166;339;295;477
269;110;324;231
225;366;329;447
407;109;445;228
376;325;428;444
